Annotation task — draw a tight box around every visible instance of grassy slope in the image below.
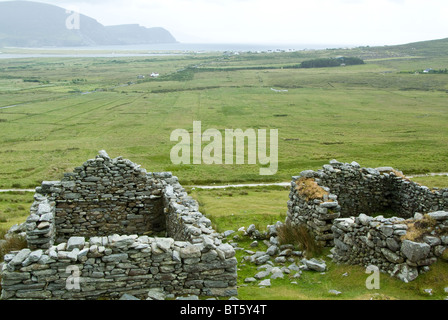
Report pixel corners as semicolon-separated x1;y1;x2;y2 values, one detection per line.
1;38;448;300
0;192;33;231
0;40;447;187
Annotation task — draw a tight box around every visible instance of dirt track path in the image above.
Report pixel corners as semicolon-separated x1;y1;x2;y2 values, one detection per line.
406;173;448;178
0;189;35;193
191;172;448;190
0;172;447;192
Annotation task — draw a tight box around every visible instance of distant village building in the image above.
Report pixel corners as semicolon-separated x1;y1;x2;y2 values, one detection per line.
271;88;288;93
150;72;160;78
137;75;145;79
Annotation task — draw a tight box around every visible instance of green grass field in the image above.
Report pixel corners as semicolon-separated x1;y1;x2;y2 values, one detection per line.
1;40;448;189
1;39;448;300
0;192;33;231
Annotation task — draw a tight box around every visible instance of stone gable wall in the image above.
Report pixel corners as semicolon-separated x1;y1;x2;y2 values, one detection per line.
40;151;166;243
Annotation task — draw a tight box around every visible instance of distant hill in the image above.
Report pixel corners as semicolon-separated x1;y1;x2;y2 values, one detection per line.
383;37;448;57
104;24;176;45
358;37;448;59
0;1;177;47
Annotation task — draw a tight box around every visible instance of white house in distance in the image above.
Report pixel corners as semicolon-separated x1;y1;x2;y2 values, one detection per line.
150;72;160;78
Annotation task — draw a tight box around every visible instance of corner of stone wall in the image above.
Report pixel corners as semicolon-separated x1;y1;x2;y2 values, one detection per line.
159;172;218;243
159;172;238;296
287;168;341;247
25;190;56;250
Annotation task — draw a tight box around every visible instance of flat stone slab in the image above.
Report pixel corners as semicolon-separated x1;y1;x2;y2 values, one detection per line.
376;167;395;173
427;211;448;221
120;294;140;301
147;288;166;301
67;237;86;250
302;258;327;272
259;279;271;287
9;249;31;267
254;270;271;279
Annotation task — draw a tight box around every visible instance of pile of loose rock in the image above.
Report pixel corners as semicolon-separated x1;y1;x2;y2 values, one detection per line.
223;222;328;288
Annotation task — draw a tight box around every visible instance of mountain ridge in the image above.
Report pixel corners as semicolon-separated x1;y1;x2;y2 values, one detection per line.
0;1;177;47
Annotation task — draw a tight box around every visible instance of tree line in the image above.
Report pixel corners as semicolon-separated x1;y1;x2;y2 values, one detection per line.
300;57;365;68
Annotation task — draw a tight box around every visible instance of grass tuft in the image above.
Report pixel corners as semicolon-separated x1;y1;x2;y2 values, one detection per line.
0;232;28;263
391;169;411;181
401;214;438;242
296;177;329;201
277;222;323;258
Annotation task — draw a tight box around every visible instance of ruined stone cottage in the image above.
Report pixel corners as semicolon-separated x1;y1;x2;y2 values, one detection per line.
287;160;448;282
1;151;237;300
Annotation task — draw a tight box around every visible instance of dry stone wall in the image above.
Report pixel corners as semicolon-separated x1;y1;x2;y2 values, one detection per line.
1;151;237;300
26;195;56;250
1;233;237;300
332;211;448;283
287;160;448;281
38;150;167;243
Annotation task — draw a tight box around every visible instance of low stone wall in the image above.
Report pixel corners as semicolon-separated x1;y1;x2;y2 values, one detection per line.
1;151;237;300
317;162;394;217
1;234;237;300
332;211;448;282
392;178;447;218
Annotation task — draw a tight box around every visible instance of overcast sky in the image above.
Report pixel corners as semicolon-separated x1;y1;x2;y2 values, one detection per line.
3;0;448;46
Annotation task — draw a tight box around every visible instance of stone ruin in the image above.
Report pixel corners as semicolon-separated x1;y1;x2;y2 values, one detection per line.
0;151;237;300
2;154;448;299
287;160;448;282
